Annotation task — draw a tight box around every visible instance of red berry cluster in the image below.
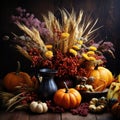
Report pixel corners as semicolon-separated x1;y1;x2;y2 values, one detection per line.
70;102;89;116
39;50;87;78
46;100;65;113
40;59;53;68
28;48;42;67
46;100;89;116
20;92;38;105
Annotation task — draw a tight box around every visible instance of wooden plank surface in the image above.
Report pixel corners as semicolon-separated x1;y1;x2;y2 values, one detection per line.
61;112;96;120
0;111;114;120
96;112;114;120
29;112;61;120
0;111;61;120
0;111;29;120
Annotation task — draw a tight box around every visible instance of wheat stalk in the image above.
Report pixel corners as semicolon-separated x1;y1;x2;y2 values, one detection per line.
15;45;32;61
42;9;101;53
16;22;47;54
0;91;14;104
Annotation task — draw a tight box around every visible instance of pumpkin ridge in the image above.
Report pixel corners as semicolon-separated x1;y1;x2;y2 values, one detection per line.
53;87;82;109
19;72;33;87
69;93;77;108
88;66;113;91
98;69;108;87
54;90;65;106
62;93;70;109
70;90;81;106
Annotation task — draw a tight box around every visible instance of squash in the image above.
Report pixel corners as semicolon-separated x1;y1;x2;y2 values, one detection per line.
89;97;107;113
30;101;48;113
88;65;114;91
76;84;94;92
111;102;120;119
107;82;120;102
3;61;34;92
53;82;82;109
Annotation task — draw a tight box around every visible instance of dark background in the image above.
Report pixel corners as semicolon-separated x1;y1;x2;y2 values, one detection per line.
0;0;120;78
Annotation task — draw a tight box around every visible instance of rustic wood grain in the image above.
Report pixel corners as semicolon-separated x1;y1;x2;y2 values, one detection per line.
61;112;96;120
0;111;114;120
96;112;114;120
0;111;29;120
29;112;61;120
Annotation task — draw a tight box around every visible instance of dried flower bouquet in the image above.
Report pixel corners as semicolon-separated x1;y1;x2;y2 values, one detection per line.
4;7;115;85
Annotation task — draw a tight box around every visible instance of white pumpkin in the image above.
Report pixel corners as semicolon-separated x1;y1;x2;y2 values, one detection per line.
30;101;48;113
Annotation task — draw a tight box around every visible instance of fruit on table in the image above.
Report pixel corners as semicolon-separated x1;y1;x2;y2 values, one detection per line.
76;84;94;92
54;82;82;109
89;97;107;113
88;65;114;91
107;82;120;101
3;61;34;92
30;101;48;113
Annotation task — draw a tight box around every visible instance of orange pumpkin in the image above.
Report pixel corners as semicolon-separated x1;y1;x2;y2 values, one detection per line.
3;61;34;92
88;65;114;91
53;82;82;109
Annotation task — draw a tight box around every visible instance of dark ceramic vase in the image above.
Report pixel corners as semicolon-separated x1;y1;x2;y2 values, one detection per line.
38;68;58;101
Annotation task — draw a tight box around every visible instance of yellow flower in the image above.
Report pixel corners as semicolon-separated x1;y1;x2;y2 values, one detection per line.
69;48;77;56
45;50;53;59
82;53;89;60
82;53;96;61
60;32;70;39
88;56;96;61
89;46;97;51
77;40;83;45
87;51;95;56
72;45;80;50
45;44;53;49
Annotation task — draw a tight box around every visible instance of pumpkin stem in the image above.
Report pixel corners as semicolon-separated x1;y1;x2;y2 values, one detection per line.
16;61;21;75
94;64;99;70
64;82;69;93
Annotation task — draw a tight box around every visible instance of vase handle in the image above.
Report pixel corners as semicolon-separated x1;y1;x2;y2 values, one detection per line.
37;75;43;83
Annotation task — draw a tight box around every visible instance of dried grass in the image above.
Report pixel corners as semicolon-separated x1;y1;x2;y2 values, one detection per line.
43;9;101;53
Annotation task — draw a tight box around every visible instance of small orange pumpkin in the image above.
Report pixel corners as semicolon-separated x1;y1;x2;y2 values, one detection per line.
3;61;35;92
53;82;82;109
88;65;114;91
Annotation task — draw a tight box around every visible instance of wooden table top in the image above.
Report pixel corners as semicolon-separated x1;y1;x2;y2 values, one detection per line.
0;111;114;120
